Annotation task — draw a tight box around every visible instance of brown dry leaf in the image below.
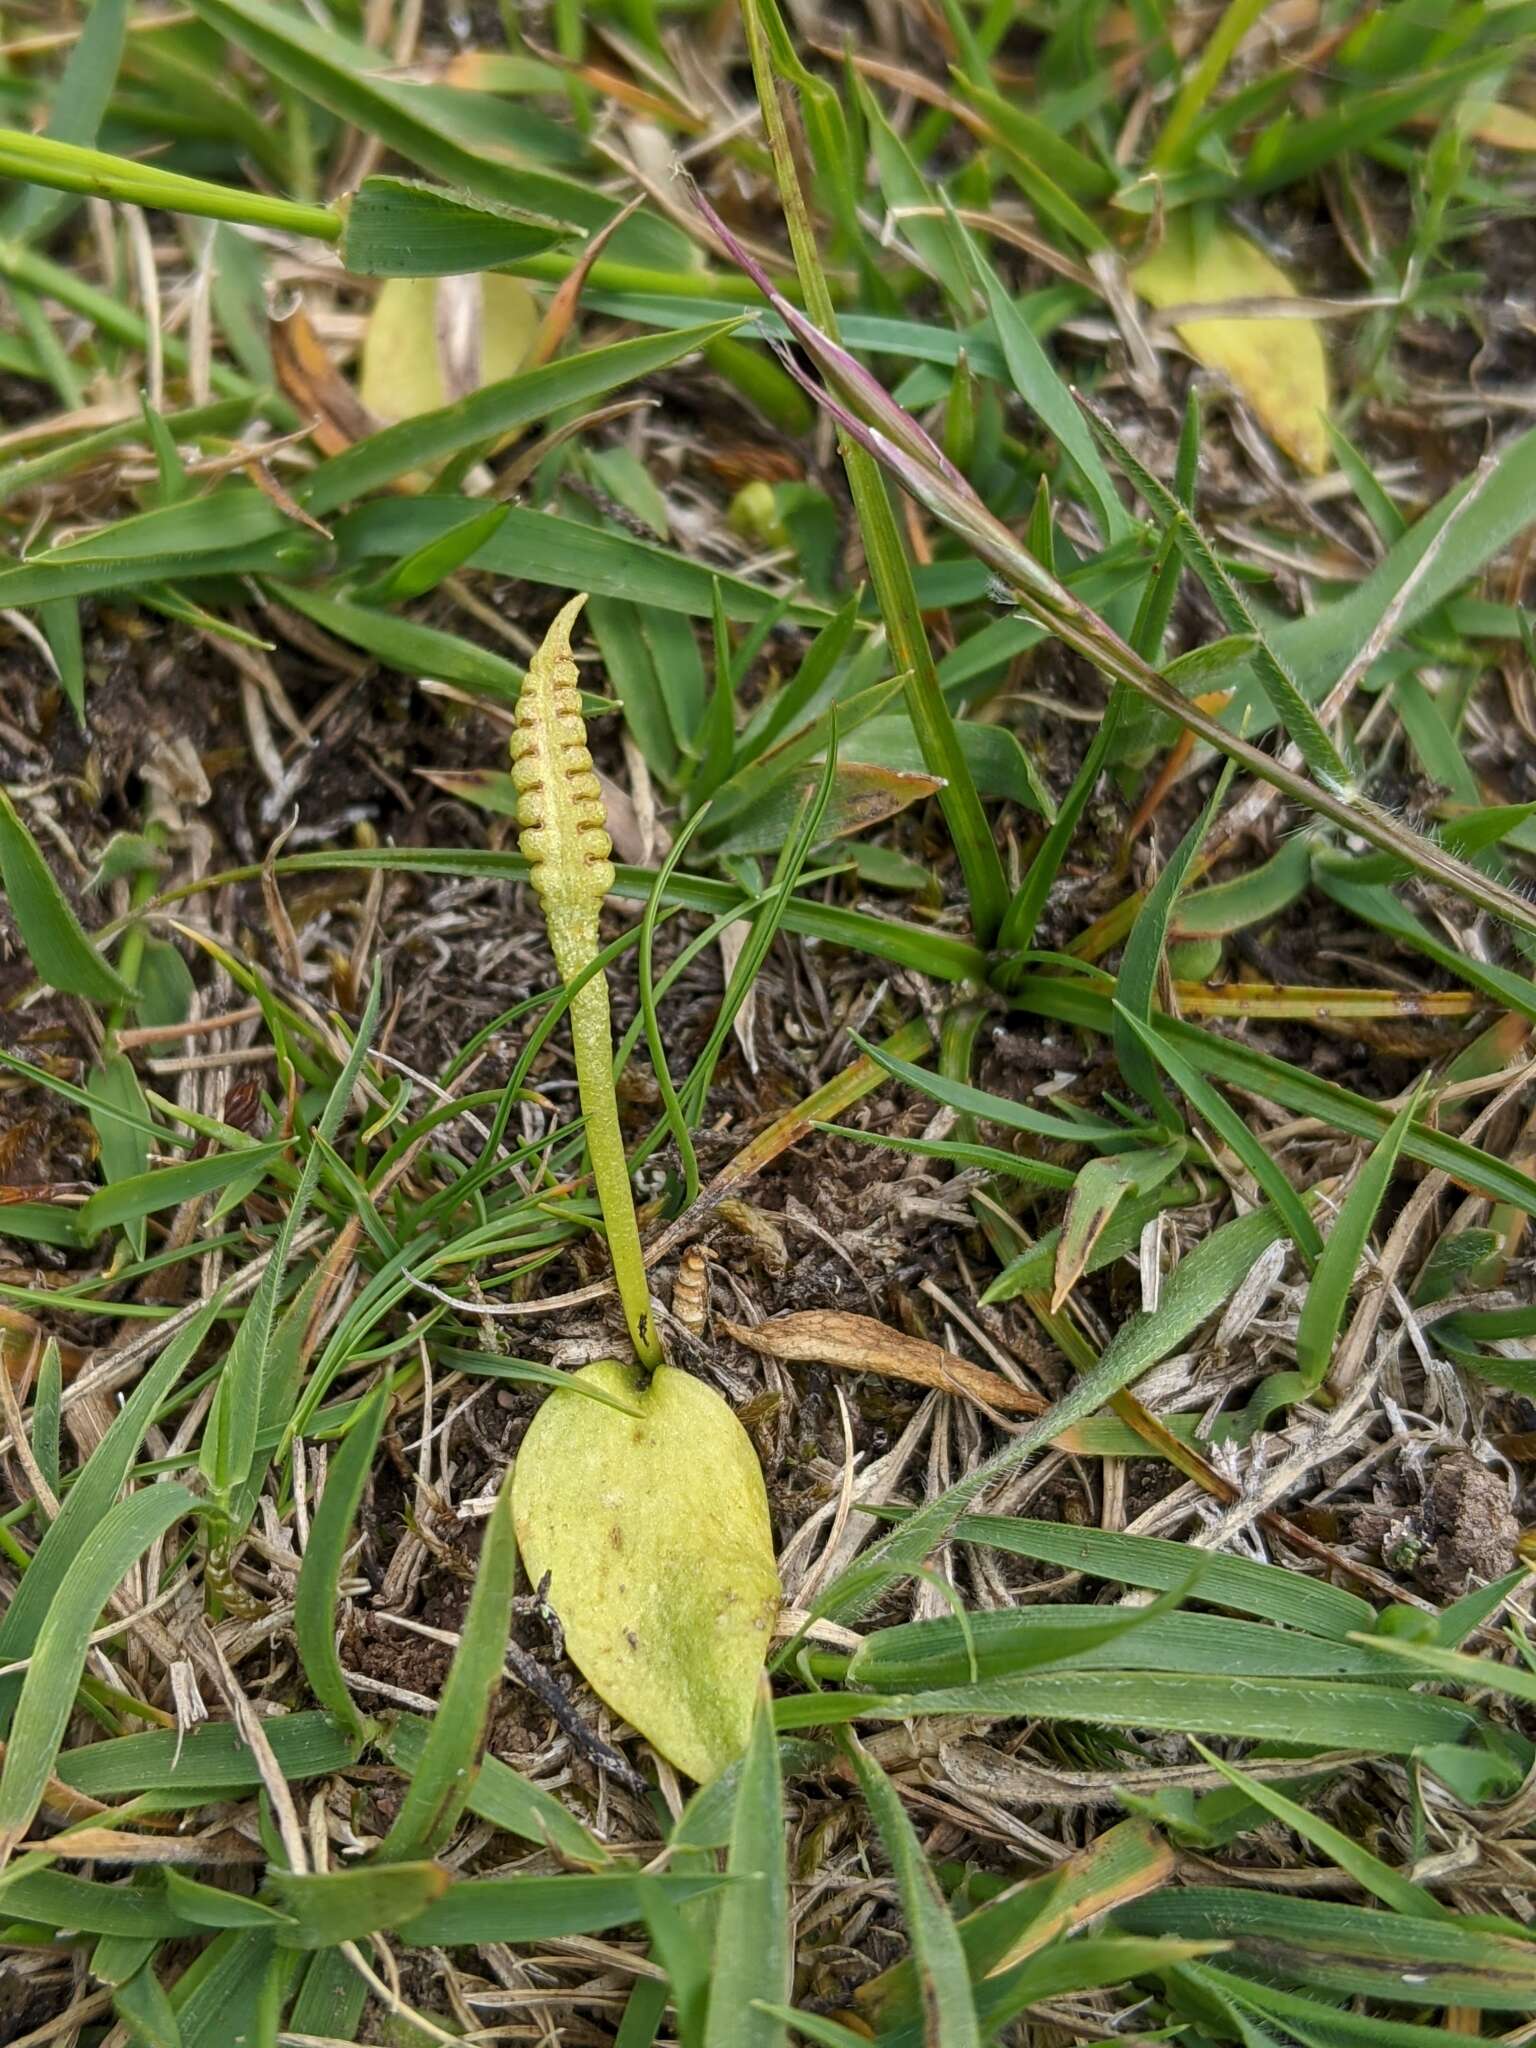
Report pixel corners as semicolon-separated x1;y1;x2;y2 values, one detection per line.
721;1309;1046;1416
358;274;539;423
1133;216;1330;473
270;299;379;456
0;1304;87;1385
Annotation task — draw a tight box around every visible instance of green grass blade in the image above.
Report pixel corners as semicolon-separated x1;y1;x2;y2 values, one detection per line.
842;1732;981;2048
1114;1889;1536;2009
1190;1742;1448;1919
1005;974;1536;1215
339;174;568;275
1114;1005;1322;1264
301;319;739;515
927;1515;1374;1637
375;1467;519;1861
400;1871;726;1945
265;1863;449;1947
54;1712;359;1800
0;1483;198;1859
703;1688;789;2048
0;126;334;238
383;1714;613;1868
0;0;129;243
201;976;381;1503
1294;1084;1422;1388
779;1672;1475;1752
742;0;1008;944
0;1294;223;1728
187;0;684;262
1113;761;1233;1119
0;787;135;1002
293;1385;388;1743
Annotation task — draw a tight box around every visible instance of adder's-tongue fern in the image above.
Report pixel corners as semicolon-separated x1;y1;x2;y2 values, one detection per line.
511;595;662;1370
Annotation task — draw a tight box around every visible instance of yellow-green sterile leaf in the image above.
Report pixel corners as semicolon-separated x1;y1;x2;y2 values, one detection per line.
1133;218;1329;474
512;1362;780;1783
359;273;539;422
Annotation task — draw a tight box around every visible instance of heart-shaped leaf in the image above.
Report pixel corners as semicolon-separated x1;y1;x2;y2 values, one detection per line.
512;1363;780;1783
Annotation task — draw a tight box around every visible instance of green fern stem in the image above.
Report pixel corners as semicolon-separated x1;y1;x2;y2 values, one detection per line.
512;595;663;1371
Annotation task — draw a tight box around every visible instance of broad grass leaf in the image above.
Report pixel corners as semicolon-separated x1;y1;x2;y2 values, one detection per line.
1113;1889;1536;2009
706;760;942;857
358;273;539;424
87;1053;152;1258
341;175;567;276
1133;216;1329;474
921;1516;1375;1638
512;1362;780;1783
399;1872;726;1946
266;1863;448;1947
54;1713;359;1800
293;1385;388;1742
704;1687;789;2048
1053;1142;1186;1310
0;1483;198;1859
843;1732;981;2048
376;1466;519;1861
0;788;135;1003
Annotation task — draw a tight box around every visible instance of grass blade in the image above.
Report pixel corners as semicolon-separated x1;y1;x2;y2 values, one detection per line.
842;1732;981;2048
0;788;135;1002
0;1294;223;1728
0;1483;198;1860
1112;760;1233;1118
1294;1084;1423;1388
293;1385;388;1743
741;0;1008;944
703;1687;789;2048
375;1467;519;1861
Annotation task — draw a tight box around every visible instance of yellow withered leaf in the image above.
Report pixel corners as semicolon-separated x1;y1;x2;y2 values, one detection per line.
359;273;539;423
511;1362;780;1784
1469;102;1536;151
1132;218;1329;474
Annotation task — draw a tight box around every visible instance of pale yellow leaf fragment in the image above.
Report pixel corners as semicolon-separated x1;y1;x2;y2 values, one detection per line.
359;273;540;423
512;1362;780;1784
1133;218;1329;474
1470;102;1536;151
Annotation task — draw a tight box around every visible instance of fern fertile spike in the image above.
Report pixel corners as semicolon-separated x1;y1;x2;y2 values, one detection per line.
511;596;662;1371
510;593;616;983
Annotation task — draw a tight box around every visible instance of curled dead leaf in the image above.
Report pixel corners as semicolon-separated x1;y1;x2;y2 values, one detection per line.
721;1309;1046;1416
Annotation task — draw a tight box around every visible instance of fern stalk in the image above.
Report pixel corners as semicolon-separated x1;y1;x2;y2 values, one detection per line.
511;595;662;1370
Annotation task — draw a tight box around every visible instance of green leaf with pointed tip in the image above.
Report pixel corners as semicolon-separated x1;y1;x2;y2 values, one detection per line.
512;1362;780;1783
0;1483;198;1857
266;1862;449;1947
1053;1141;1186;1310
0;788;135;1003
376;1467;519;1861
704;1687;789;2048
340;175;567;276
